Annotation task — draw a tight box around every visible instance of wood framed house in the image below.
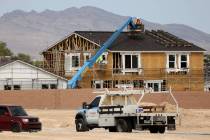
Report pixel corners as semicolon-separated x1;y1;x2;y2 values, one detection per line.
42;29;205;91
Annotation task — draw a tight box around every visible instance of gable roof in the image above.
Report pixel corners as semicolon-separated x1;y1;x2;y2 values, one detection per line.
0;59;15;67
75;30;206;52
41;32;100;53
0;60;68;81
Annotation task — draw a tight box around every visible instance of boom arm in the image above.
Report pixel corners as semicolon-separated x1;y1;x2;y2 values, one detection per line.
68;17;137;88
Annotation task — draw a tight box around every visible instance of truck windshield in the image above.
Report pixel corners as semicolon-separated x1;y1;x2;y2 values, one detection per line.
9;106;28;116
90;97;101;108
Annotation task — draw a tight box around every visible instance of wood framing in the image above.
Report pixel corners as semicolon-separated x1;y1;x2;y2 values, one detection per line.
42;33;100;77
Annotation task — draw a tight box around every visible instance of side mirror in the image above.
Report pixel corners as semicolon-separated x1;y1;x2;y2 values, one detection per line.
82;102;89;109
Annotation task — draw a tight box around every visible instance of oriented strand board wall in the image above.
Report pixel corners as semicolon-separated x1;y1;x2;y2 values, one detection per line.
77;52;204;91
189;52;204;91
190;52;204;69
141;53;165;69
141;53;165;79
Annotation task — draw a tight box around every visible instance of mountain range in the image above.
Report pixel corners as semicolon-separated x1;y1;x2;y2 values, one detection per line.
0;6;209;59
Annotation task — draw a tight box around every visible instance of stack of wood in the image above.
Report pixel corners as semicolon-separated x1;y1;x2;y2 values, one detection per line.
139;102;177;113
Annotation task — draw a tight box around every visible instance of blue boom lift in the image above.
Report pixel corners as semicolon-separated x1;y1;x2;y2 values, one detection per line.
68;17;140;88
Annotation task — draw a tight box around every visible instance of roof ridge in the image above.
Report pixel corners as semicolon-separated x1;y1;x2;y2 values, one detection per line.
75;31;131;33
42;30;205;52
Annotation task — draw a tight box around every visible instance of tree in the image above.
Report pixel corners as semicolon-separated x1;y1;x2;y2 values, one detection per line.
32;60;43;67
13;53;32;63
204;55;210;64
0;41;34;64
0;42;13;56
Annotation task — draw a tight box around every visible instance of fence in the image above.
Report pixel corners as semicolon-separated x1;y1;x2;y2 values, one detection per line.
0;89;210;109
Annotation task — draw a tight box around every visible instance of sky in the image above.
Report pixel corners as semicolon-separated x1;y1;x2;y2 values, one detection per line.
1;0;210;34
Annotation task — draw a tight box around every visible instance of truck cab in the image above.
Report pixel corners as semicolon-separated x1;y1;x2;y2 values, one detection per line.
75;95;102;131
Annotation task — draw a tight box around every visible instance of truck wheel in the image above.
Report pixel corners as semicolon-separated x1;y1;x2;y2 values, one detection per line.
116;119;132;132
158;126;165;134
11;123;22;133
75;118;89;132
108;127;117;132
149;126;158;133
167;117;176;130
126;120;132;132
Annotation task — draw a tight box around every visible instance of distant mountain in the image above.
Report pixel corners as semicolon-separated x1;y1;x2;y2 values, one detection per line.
0;6;209;59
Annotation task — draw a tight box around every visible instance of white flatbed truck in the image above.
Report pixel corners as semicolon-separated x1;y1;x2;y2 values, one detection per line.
75;88;178;133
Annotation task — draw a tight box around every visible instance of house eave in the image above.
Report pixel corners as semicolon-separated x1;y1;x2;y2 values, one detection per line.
108;50;206;53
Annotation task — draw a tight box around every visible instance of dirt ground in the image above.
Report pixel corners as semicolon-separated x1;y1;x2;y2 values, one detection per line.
0;109;210;140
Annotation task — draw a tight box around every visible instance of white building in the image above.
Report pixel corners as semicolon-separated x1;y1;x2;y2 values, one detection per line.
0;60;68;90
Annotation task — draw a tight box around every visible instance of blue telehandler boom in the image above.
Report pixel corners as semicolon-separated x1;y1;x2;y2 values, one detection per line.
68;17;139;88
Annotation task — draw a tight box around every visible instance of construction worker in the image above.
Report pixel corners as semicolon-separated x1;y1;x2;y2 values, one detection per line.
96;55;103;63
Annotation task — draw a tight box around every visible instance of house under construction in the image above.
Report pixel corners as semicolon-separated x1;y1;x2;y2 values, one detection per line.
42;21;205;92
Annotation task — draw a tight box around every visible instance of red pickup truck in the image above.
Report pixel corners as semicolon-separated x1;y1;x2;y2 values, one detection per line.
0;105;42;132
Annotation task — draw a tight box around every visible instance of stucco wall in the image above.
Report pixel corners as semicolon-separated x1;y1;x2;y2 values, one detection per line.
0;89;210;109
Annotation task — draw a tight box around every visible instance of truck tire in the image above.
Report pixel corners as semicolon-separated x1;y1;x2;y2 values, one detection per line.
149;126;158;133
126;120;132;132
116;119;132;132
108;127;117;132
168;117;176;130
158;126;165;134
75;118;89;132
11;123;22;133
